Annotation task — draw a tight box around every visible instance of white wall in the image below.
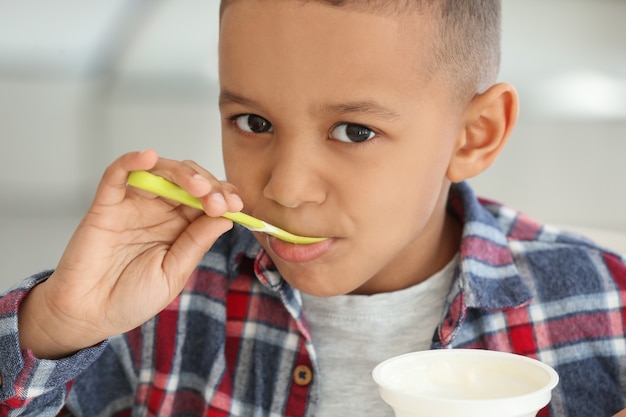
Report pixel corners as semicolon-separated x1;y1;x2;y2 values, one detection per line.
1;0;625;291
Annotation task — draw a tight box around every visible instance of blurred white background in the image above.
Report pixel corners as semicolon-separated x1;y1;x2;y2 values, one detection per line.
1;0;625;290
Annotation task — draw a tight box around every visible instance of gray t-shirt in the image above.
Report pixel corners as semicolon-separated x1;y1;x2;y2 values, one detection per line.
300;254;458;416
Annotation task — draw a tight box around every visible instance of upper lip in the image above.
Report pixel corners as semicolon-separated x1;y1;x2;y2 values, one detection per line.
259;217;327;239
274;225;328;239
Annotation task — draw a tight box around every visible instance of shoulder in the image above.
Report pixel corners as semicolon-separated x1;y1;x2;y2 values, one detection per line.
451;182;626;296
480;196;626;298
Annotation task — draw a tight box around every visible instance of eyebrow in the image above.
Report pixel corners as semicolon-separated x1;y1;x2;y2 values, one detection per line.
219;90;262;109
219;89;401;121
323;101;402;121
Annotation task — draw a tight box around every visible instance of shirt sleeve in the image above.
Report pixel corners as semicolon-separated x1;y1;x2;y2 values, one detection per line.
0;272;107;416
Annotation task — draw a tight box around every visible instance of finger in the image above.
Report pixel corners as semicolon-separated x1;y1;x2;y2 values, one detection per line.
146;159;226;216
95;150;159;207
148;158;217;197
178;160;244;213
179;160;243;205
223;191;244;213
195;183;244;217
152;159;244;216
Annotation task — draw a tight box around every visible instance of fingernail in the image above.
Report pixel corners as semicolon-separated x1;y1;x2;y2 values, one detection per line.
210;192;227;206
192;173;210;184
230;194;244;210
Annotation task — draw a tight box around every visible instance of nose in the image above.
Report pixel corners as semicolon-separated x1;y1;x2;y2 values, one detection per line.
263;136;327;209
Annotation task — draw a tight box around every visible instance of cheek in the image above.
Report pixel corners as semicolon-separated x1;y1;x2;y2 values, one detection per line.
347;145;452;235
222;141;264;203
221;137;238;181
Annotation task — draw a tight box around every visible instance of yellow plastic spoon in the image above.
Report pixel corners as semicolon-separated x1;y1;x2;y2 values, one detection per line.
127;170;327;245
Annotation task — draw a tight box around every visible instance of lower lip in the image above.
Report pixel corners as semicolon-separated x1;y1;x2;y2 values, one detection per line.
267;236;333;263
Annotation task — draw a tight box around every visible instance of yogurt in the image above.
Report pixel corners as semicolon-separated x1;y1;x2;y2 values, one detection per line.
372;349;559;417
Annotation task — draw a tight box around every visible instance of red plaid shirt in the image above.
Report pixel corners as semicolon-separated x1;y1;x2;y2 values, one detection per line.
1;182;626;416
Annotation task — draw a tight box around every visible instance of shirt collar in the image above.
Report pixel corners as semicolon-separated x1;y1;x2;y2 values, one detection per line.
226;226;286;292
448;181;533;310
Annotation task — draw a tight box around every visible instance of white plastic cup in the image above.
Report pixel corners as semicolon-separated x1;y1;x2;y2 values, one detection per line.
372;349;559;417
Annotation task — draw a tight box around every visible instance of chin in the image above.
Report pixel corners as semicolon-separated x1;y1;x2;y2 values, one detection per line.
284;273;361;298
279;272;332;296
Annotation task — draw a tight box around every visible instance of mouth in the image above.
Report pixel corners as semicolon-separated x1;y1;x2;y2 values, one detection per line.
266;235;334;263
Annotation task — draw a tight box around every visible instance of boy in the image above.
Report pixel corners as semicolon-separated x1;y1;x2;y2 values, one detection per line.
1;0;626;416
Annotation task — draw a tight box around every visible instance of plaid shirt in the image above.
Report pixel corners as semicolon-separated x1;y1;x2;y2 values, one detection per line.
1;181;625;417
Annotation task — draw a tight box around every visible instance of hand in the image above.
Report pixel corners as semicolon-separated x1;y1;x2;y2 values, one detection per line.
18;150;243;359
614;409;626;417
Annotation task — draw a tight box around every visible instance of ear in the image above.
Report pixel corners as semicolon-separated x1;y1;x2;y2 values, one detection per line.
446;83;519;183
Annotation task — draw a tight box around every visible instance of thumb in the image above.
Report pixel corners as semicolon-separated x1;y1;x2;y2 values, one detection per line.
162;216;233;289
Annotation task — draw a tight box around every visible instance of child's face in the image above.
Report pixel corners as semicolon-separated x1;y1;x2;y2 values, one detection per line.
219;0;465;296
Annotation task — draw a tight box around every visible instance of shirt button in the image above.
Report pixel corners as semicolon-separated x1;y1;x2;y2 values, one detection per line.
293;364;313;386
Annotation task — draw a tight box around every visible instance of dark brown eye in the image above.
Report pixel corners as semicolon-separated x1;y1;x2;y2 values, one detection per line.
235;114;273;133
331;123;375;143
